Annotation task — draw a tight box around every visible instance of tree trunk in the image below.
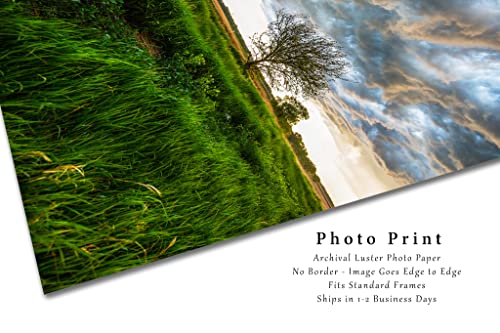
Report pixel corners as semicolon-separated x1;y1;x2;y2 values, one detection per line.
244;61;254;70
244;59;265;70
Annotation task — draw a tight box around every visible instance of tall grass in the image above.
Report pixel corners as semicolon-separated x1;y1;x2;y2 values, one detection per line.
1;0;322;293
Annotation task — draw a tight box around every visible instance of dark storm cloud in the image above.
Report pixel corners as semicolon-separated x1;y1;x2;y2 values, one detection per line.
264;0;500;183
370;0;500;50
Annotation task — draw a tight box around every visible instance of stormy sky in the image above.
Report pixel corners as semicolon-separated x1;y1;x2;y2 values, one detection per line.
223;0;500;204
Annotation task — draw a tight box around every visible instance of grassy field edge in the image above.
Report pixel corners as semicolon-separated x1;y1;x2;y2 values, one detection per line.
0;0;324;293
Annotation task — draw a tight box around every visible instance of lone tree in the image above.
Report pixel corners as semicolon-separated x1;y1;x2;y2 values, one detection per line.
245;9;348;97
276;96;310;126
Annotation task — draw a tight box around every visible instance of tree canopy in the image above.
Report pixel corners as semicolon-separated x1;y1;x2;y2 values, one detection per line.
245;10;348;97
276;96;309;126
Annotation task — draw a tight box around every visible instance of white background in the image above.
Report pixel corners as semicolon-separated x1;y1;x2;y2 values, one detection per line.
1;110;499;332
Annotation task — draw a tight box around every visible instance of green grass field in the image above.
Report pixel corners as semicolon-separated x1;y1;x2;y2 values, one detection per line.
0;0;322;293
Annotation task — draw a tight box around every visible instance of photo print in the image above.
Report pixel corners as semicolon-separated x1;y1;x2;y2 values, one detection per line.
1;0;498;293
